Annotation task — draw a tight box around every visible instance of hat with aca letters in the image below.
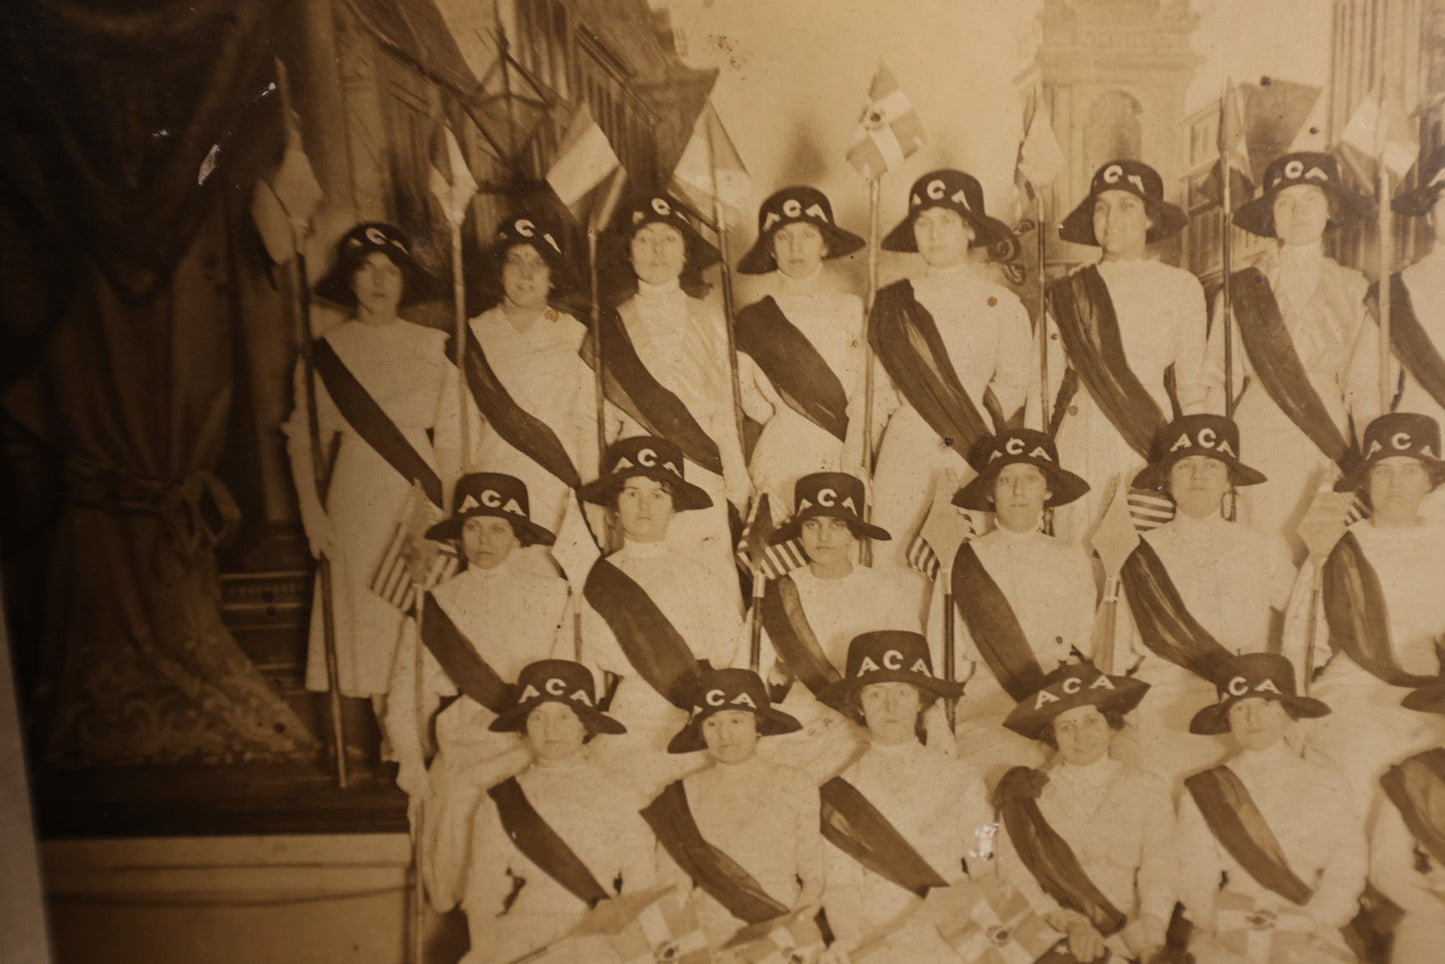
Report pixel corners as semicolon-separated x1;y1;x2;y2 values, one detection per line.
1058;160;1188;246
737;186;866;275
609;192;721;273
1003;662;1150;741
1188;653;1329;736
952;429;1090;512
819;631;963;713
882;169;1017;256
579;436;713;511
1334;412;1445;493
490;659;626;734
1232;151;1371;238
1133;414;1267;491
667;667;802;753
771;472;890;544
426;473;556;546
314;222;443;308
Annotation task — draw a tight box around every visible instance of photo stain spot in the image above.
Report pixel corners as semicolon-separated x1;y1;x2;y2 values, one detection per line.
987;296;998;307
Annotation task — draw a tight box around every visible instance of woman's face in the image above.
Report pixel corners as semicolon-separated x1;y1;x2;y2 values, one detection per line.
1272;184;1330;246
701;709;759;764
771;223;827;279
991;463;1051;533
615;477;675;543
630;223;687;286
1051;704;1111;766
1168;455;1231;519
351;252;404;320
525;700;587;763
859;681;923;745
502;243;552;311
800;516;854;570
1227;697;1289;753
461;516;519;570
912;207;973;268
1368;456;1433;527
1092;190;1151;260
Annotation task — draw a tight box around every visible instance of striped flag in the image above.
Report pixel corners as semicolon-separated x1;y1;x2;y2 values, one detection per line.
370;483;459;612
908;474;976;580
428;122;478;228
546;104;626;229
1014;87;1065;201
845;62;925;181
1127;487;1176;532
735;496;807;580
670;100;751;228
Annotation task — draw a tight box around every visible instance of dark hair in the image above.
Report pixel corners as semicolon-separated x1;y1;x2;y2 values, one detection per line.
455;516;536;570
607;475;680;511
767;222;832;265
1037;706;1128;751
845;685;940;745
1226;696;1304;724
348;248;407;293
598;224;712;305
523;700;598;743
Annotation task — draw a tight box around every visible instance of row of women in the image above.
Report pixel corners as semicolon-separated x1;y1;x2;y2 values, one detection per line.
280;141;1445;961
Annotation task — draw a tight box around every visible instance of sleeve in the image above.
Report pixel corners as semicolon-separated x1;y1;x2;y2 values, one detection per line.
792;778;826;906
821;830;869;947
549;590;581;662
1345;309;1390;430
464;798;521;925
1023;306;1069;433
1064;548;1101;661
839;296;871;474
1201;288;1249;417
1306;773;1368;929
1133;772;1178;925
989;293;1034;421
384;614;429;797
430;349;463;505
1171;273;1210;415
1173;789;1222;933
579;592;629;686
568;345;602;486
1279;558;1324;693
1265;533;1299;614
958;770;999;877
1370;791;1441;918
614;798;658;896
283;355;338;522
736;350;778;425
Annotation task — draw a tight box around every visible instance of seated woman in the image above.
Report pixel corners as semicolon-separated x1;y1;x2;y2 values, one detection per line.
995;663;1172;962
577;436;743;794
1372;677;1445;964
386;472;570;909
642;667;823;952
1285;413;1445;827
463;660;652;964
755;472;918;778
1117;415;1295;791
816;631;993;961
1175;653;1362;963
942;428;1096;787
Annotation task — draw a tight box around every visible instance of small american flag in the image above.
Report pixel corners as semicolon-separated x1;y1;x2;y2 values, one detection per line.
908;474;977;579
1127;487;1176;532
845;62;925;180
370;483;458;611
735;495;808;580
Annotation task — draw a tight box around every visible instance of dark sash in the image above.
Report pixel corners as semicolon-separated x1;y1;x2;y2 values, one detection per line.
1119;539;1235;681
583;559;703;709
1230;267;1356;470
1184;766;1313;905
1322;531;1438;688
994;767;1128;935
760;576;841;698
868;280;994;470
820;777;948;898
313;337;443;506
736;296;849;442
1381;273;1445;411
641;780;790;925
420;594;510;713
488;777;610;908
951;543;1047;702
1380;748;1445;868
1046;266;1165;459
581;306;724;476
452;326;580;489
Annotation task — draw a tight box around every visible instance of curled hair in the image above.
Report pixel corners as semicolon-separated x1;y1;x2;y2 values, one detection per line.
1036;707;1128;751
845;686;941;745
607;475;680;511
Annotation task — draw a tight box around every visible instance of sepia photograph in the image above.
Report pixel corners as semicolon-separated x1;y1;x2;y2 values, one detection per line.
2;0;1445;961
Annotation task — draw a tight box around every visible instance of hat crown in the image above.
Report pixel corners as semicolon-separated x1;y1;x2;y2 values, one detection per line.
451;472;531;521
908;169;986;216
1212;652;1298;703
339;222;412;258
1157;414;1243;463
792;472;866;519
1089;160;1163;202
604;436;688;481
986;428;1059;466
497;214;564;257
1361;412;1442;464
690;667;771;714
512;659;599;711
844;631;937;683
758;186;835;235
1262;152;1339;194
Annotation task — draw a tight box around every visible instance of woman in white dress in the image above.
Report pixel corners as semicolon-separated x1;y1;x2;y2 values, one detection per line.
284;223;455;706
734;186;867;518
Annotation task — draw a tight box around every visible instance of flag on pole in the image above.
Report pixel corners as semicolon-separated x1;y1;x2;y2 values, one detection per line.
370;483;459;612
1204;80;1254;205
735;496;807;580
1014;88;1065;201
250;59;324;264
428;122;479;228
907;477;976;580
546;104;624;225
1338;88;1420;189
670;101;752;228
846;62;925;180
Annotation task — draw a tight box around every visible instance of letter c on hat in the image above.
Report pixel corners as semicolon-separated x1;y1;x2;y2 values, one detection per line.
1197;427;1217;449
1004;436;1026;455
651;197;672;216
1061;677;1083;695
481;489;502;508
1226;676;1249;697
1284;159;1305;180
638;448;658;467
817;488;838;507
926;179;945;200
365;226;388;245
882;649;903;670
545;677;567;696
1103;164;1123;184
515;219;535;237
705;688;726;707
782;198;802;218
1392;432;1413;450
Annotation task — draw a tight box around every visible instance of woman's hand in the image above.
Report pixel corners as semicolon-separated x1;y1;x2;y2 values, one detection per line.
1046;910;1107;962
1123;913;1166;960
302;508;336;559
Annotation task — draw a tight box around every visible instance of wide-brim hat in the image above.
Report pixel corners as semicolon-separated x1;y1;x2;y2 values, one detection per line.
489;659;626;735
953;429;1090;512
667;668;802;753
578;436;713;512
1233;152;1372;238
1393;146;1445;217
818;631;963;713
1334;412;1445;493
1058;160;1188;247
608;191;721;274
425;473;556;546
314;222;444;308
771;472;890;545
881;169;1017;257
736;186;866;275
463;214;576;315
1003;663;1150;741
1132;414;1268;491
1402;677;1445;714
1189;653;1330;735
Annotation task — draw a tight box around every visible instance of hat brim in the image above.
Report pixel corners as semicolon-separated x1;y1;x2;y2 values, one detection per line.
314;252;444;309
1002;675;1150;741
952;460;1092;513
1188;691;1331;736
1131;453;1268;492
770;509;891;546
1402;683;1445;714
880;208;1017;254
1233;185;1372;238
424;509;557;547
612;214;722;274
1334;456;1445;494
665;704;803;754
736;223;867;275
488;696;627;736
463;243;577;317
817;671;963;715
1056;196;1190;247
578;469;714;512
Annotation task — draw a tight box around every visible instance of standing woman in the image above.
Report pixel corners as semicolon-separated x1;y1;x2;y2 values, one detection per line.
1032;159;1207;544
447;214;598;553
734;187;868;517
284;223;456;708
1203;152;1372;558
593;193;750;589
868;170;1032;611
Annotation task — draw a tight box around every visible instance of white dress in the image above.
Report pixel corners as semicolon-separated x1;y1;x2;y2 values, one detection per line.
1031;258;1208;544
284;318;456;696
1369;760;1445;964
737;271;866;517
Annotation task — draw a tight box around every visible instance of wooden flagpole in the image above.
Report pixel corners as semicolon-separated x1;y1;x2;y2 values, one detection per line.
1220;81;1236;420
860;176;881;567
705;115;748;459
1036;191;1051;430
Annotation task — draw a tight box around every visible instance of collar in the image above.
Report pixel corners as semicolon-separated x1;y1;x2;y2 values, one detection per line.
463;554;516;581
710;752;765;775
1234;740;1296;777
777;265;824;296
922;261;972;283
619;537;669;559
1276;241;1324;268
991;522;1046;544
636;277;683;300
866;735;923;754
1052;756;1120;786
1168;509;1227;537
533;751;589;771
1360;517;1432;542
